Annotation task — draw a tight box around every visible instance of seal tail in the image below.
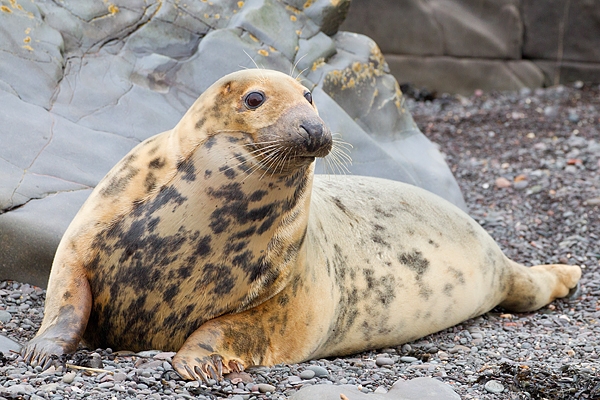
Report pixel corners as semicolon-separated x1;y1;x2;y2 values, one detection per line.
499;263;582;312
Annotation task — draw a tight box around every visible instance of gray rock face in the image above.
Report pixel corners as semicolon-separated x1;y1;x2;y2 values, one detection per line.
341;0;600;93
341;0;523;59
0;0;464;288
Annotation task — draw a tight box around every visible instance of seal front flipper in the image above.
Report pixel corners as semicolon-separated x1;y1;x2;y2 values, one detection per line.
22;262;92;368
171;317;250;382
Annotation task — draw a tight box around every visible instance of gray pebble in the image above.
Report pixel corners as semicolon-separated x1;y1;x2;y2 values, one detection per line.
400;356;418;363
113;372;127;381
299;370;315;379
62;372;76;384
257;383;276;393
484;380;504;393
98;382;114;389
0;310;11;323
306;365;328;377
513;180;529;189
375;357;394;366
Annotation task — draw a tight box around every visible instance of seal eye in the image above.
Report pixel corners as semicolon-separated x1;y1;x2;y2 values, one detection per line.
304;91;313;104
244;92;265;109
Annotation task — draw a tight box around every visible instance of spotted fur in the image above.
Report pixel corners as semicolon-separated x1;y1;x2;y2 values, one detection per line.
23;70;581;382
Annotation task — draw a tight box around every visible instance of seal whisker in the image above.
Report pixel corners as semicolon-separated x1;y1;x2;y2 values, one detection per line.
261;148;286;179
326;148;351;175
331;138;353;149
290;53;308;78
330;146;353;164
294;66;310;81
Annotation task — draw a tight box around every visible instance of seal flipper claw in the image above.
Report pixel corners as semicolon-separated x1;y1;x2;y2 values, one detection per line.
230;360;243;373
212;355;223;378
42;356;54;371
206;364;219;381
194;365;210;383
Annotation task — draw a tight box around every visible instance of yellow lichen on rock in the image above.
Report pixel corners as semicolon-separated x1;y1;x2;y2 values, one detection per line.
258;49;269;56
1;5;11;13
22;44;33;51
237;1;244;7
290;15;296;22
107;3;119;15
23;36;30;43
303;0;313;9
311;58;325;72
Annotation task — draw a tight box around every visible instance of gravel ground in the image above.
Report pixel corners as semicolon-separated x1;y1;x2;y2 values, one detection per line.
1;82;599;399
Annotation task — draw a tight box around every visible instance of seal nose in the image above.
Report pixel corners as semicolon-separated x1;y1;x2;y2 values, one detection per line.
300;121;332;155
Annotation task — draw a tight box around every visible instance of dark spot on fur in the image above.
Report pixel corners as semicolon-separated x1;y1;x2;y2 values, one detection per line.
196;117;207;130
144;172;157;192
207;183;245;202
204;170;212;179
428;239;439;248
205;136;217;149
443;283;454;296
278;294;289;306
219;165;237;179
332;197;348;214
225;240;249;253
100;161;139;198
371;234;389;246
149;157;166;169
163;284;180;303
398;250;430;275
448;266;466;285
256;212;278;235
63;291;72;300
250;190;268;202
193;235;212;257
374;206;393;218
232;226;257;239
177;158;197;182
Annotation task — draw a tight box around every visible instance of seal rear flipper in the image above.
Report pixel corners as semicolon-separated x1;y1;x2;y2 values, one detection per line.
499;263;582;312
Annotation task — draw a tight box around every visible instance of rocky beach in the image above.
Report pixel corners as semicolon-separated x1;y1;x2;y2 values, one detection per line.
1;81;599;399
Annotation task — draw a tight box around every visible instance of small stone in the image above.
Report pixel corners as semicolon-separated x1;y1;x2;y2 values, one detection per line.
584;197;600;206
257;383;276;393
136;350;161;358
306;365;329;377
88;353;103;369
5;384;36;395
113;372;127;382
98;382;115;389
513;180;529;190
299;369;315;379
485;380;504;393
375;356;394;367
62;372;77;384
0;310;12;323
495;177;511;188
400;356;418;363
225;371;253;383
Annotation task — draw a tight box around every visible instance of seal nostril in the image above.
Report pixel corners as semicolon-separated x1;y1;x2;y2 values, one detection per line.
300;122;327;153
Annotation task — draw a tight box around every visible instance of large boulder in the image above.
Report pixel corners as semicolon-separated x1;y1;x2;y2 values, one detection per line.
0;0;465;288
340;0;600;93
